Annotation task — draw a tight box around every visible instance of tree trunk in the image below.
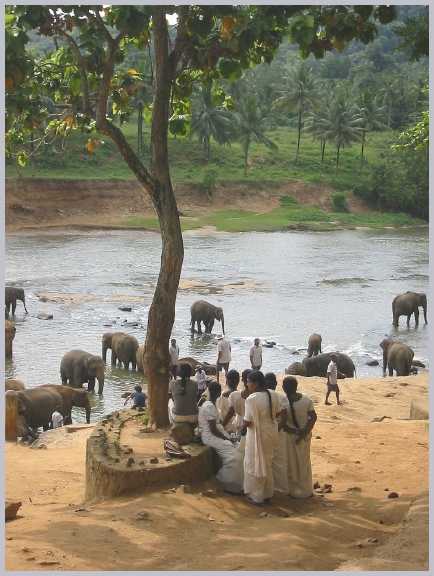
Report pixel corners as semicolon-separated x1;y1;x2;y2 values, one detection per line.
336;143;341;170
295;107;302;163
321;139;326;163
361;130;366;163
145;8;184;428
243;137;250;176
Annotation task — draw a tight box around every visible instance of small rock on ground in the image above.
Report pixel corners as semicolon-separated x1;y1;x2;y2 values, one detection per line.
5;500;22;522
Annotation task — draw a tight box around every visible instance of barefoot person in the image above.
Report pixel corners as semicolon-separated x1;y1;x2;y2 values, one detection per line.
168;363;198;428
243;370;280;505
265;372;290;495
198;381;244;494
222;368;251;436
282;376;317;498
325;353;343;405
169;338;180;379
216;334;231;384
250;338;263;370
124;385;147;409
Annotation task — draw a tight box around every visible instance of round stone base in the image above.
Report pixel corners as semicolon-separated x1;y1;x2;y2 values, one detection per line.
85;409;216;501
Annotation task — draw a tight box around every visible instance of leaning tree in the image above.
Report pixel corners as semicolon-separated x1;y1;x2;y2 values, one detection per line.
6;5;400;427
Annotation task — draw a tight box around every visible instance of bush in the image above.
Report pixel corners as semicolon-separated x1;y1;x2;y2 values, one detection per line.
331;192;349;212
200;170;217;199
279;195;298;207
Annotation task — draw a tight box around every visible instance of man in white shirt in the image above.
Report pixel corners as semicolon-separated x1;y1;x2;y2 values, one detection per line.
169;338;180;379
216;334;231;384
250;338;263;370
325;353;342;405
51;410;64;429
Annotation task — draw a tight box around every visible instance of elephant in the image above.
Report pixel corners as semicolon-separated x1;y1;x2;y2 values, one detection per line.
5;378;25;391
285;361;305;376
5;320;16;359
307;333;322;357
380;338;414;377
190;300;225;335
102;332;139;370
287;352;355;378
40;384;91;424
177;356;217;376
136;344;144;373
392;291;427;328
60;350;105;394
5;287;28;317
15;387;64;432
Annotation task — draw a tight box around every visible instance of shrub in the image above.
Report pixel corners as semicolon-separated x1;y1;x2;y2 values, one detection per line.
331;192;349;212
279;195;298;207
200;170;217;199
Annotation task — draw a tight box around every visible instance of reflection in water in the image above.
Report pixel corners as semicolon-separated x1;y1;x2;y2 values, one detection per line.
6;228;429;421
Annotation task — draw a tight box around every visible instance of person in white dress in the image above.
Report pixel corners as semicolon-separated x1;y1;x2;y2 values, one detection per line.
243;370;280;505
216;335;231;384
281;376;317;498
222;368;251;436
216;369;239;433
198;381;244;494
264;372;290;495
250;338;263;370
51;410;64;429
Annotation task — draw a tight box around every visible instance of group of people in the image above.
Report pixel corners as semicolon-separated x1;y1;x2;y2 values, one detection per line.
167;361;317;505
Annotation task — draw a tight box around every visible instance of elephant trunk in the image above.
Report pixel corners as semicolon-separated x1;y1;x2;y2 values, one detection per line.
102;342;108;363
97;370;104;395
21;296;28;314
85;406;91;424
422;299;428;324
221;314;225;335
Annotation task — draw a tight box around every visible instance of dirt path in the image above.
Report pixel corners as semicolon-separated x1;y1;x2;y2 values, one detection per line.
5;373;428;571
6;178;368;232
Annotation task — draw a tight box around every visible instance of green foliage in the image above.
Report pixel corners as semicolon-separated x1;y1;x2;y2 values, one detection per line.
280;195;298;207
331;192;349;213
199;170;217;199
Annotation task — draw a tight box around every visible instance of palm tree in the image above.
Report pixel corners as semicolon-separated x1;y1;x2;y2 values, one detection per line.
306;87;334;164
312;93;363;170
233;92;278;175
191;81;235;162
273;61;318;163
357;93;386;162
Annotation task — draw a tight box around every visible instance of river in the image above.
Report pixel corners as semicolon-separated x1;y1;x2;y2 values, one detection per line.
5;227;429;421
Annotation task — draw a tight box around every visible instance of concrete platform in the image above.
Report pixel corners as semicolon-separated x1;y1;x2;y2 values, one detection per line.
85;409;215;501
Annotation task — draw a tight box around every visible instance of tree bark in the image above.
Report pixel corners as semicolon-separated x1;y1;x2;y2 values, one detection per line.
295;107;302;163
321;139;326;163
145;8;184;428
336;143;341;170
361;130;366;163
243;136;250;176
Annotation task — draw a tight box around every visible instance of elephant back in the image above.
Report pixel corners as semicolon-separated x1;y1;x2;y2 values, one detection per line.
5;379;25;391
17;388;63;429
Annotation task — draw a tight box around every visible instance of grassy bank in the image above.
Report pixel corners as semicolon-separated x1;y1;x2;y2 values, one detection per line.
123;199;424;233
7;120;393;193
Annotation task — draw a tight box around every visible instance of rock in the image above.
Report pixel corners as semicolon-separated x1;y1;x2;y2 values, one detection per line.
366;360;379;366
384;392;396;398
135;511;150;521
5;500;22;521
179;484;193;494
315;436;321;440
149;457;159;464
74;507;88;512
412;359;426;368
410;399;428;420
323;484;333;493
207;514;216;522
388;492;399;499
263;341;276;348
170;423;194;445
371;416;391;422
313;481;321;489
355;460;361;464
259;512;269;518
119;306;132;312
126;457;135;467
38;444;48;450
37;312;53;320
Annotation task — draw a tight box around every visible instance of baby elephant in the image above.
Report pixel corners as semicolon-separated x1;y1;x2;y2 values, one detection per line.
307;333;322;357
102;332;139;370
5;287;28;317
380;338;414;377
60;350;105;394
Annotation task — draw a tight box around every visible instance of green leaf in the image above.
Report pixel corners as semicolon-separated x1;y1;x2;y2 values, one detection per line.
17;151;28;167
218;58;243;80
169;116;188;136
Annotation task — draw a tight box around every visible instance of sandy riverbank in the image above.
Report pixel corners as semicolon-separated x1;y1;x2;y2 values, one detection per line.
5;372;429;571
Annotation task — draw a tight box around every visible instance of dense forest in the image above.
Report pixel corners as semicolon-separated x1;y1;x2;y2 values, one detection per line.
8;6;429;219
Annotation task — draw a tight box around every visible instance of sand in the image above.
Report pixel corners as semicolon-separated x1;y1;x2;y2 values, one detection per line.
5;372;429;571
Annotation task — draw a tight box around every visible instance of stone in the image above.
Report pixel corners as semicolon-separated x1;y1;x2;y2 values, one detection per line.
135;511;150;521
323;484;333;493
119;306;132;312
412;359;426;368
410;399;428;420
388;492;399;499
384;392;395;398
37;312;53;320
149;457;159;464
38;444;48;450
313;481;321;489
126;457;135;467
207;514;216;522
74;507;88;512
170;423;194;445
5;500;22;521
315;436;321;440
366;360;379;366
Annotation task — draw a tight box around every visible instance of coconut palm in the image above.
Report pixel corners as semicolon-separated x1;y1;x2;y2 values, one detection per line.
233;91;278;175
273;61;319;163
357;93;386;162
191;81;235;162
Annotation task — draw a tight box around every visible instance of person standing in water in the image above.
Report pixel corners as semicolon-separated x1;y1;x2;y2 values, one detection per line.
325;353;343;405
250;338;263;371
169;338;180;379
216;334;231;384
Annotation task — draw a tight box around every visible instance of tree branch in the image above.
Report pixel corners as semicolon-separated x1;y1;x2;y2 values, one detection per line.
168;6;191;77
57;30;91;116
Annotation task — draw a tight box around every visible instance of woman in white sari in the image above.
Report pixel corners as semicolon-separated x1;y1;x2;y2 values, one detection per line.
243;370;280;505
217;369;240;433
198;381;244;494
281;376;317;498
